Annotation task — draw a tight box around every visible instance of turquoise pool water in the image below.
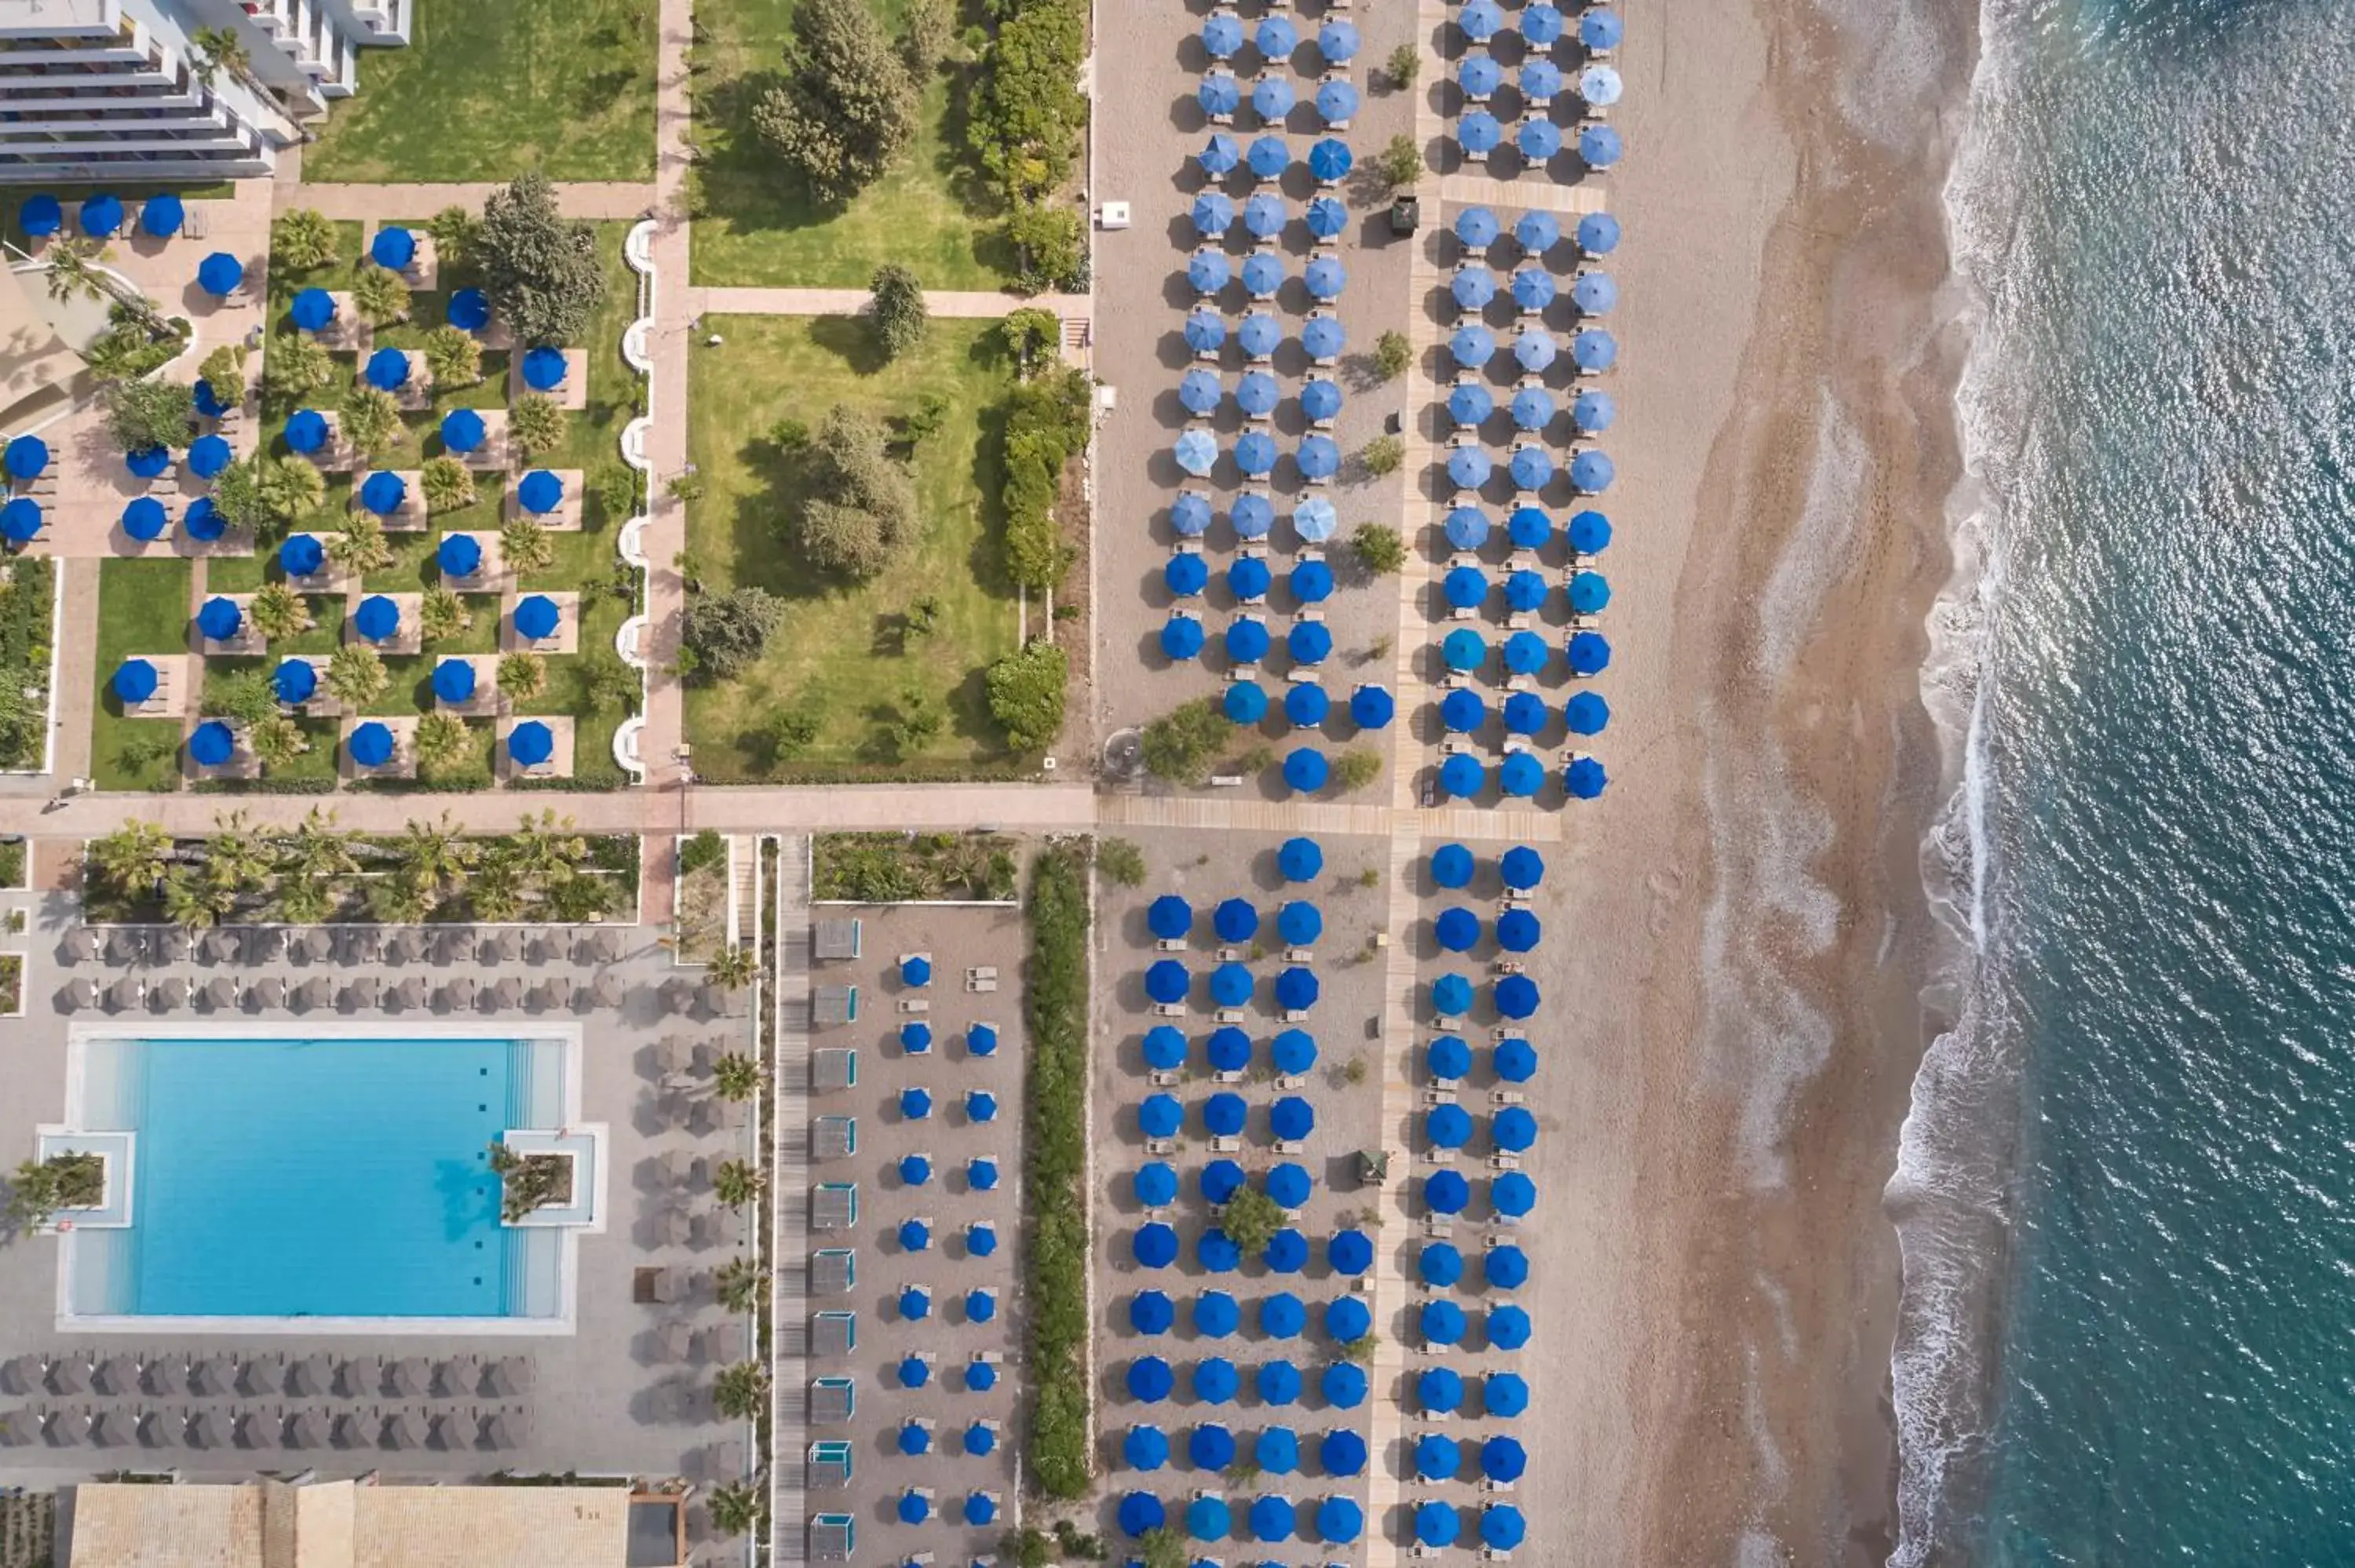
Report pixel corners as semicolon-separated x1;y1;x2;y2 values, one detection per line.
68;1034;564;1322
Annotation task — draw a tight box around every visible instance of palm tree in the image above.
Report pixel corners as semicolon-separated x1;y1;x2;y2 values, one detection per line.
42;238;113;311
502;809;584;889
326;644;389;708
285;807;358;884
394;814;477;906
368;876;432;925
711;1053;761;1102
422;325;481;390
711;1362;769;1420
86;821;172;899
713;1159;763;1207
706;1482;763;1537
419;584;470;640
338;385;404;458
249;582;312;641
714;1256;769;1313
507;393;567;459
414;712;474;775
327;514;393;575
467;861;524;922
706;943;759;992
350;264;410;328
202;811;271;892
271;207;338;272
421;457;476;515
161;866;233;930
256;454;326;527
498;651;546;702
188;25;251;89
500;517;555;575
250;714;308;771
262;332;335;401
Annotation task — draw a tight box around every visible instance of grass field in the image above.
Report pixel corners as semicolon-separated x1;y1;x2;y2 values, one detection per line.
302;0;658;182
89;558;191;793
683;315;1023;780
690;0;1010;288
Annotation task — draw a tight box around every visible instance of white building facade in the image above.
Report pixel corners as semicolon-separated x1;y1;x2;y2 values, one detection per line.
0;0;410;183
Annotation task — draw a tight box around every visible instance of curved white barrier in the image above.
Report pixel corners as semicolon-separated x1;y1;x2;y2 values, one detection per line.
621;416;652;472
613;715;646;780
623;318;654;374
625;220;657;275
617;614;650;672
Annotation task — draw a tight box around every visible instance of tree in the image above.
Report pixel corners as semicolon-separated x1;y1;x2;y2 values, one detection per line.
188;25;250;88
1006;202;1085;292
712;1054;761;1102
86;821;172;899
338;385;404;458
249;582;312;641
7;1152;105;1228
476;172;607;347
971;0;1086;205
498;651;547;702
285;808;358;884
901;0;952;74
1371;329;1412;383
678;587;783;683
1097;837;1146;888
161;864;234;930
1219;1185;1283;1254
707;1482;763;1537
1375;132;1423;192
250;715;307;770
1141;698;1232;786
419;585;471;641
327;644;389;707
328;514;394;575
999;364;1092;592
984;640;1067;753
714;1159;764;1207
751;0;918;206
500;516;554;575
198;343;246;401
413;713;475;776
428;205;480;270
1385;41;1420;90
351;264;411;327
787;407;916;578
594;464;641;523
1330;749;1382;793
867;264;927;361
712;1362;769;1420
714;1254;769;1312
1002;1529;1054;1568
257;456;326;527
1352;522;1406;575
997;307;1062;367
1361;434;1405;476
487;1143;571;1222
422;325;482;389
507;392;567;459
262;332;336;401
272;208;338;272
707;943;760;991
421;456;476;513
41;237;112;313
1137;1528;1188;1568
203;668;279;727
103;377;190;454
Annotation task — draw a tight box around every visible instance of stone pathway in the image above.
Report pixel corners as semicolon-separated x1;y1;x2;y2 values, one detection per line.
287;182;659;221
689;287;1089;319
767;834;815;1563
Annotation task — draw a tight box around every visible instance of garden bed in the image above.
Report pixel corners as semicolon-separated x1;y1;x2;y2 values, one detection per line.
1021;841;1090;1497
0;556;56;771
811;832;1018;903
0;954;22;1018
674;830;731;961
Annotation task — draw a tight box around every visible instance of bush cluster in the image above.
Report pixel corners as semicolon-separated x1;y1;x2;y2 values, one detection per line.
999;364;1092;593
1024;842;1091;1497
0;558;55;768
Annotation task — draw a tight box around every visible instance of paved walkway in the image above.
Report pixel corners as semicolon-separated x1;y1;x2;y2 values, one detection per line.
287;181;659;221
1437;170;1610;217
690;287;1088;319
768;835;815;1563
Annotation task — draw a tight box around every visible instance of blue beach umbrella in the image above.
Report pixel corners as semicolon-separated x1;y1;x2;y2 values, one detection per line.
1484;1435;1529;1482
1253;75;1295;121
1575;271;1620;313
1324;1296;1371;1342
1236;370;1280;417
1302;313;1345;358
1510;445;1554;493
1418;1365;1466;1414
1184;310;1226;355
1132;1290;1174;1335
277;531;330;578
1417;1433;1462;1481
1574;329;1619;371
1170;493;1214;540
1570;570;1612;613
1456;208;1501;252
117;496;166;542
1566;755;1609;799
1261;1287;1309;1337
1318;17;1359;60
1264;1096;1313;1145
1494;1107;1539;1157
1244;192;1287;239
1209;961;1254;1009
900;1020;933;1054
1447;446;1492;490
1499;751;1545;798
1277;837;1322;883
186;433;232;480
1486;1371;1532;1417
111;659;158;705
1442;627;1488;673
1165;552;1209;603
274;658;318;706
968;1154;1000;1188
1193;192;1236;242
1569;508;1614;552
1574;389;1618;434
1583;64;1626;106
1511;265;1557;312
1160;613;1203;661
899;1151;933;1187
1224;679;1269;723
1316;1495;1363;1544
1443;563;1490;611
1204;1091;1248;1137
1283;749;1327;792
447;287;491;331
512;721;554;768
900;1088;935;1125
1296;433;1340;480
1258;1359;1303;1406
1452;265;1498;312
1288;560;1334;607
1240;250;1282;296
195;596;242;641
1287;498;1335;549
125;445;170;479
1437;507;1486;552
1568;630;1612;675
1141;1090;1185;1139
1581;123;1625;167
1426;1101;1473;1148
1147;895;1192;941
1521;57;1565;100
1518;118;1564;162
1494;1171;1539;1217
439;407;487;454
1459;111;1502;155
1505;571;1548;616
1317;1428;1367;1479
1235;431;1277;476
1174;429;1218;477
1130;1355;1174;1402
195;251;243;296
1506;505;1550;549
1286;621;1331;665
1448;381;1495;428
1283;683;1330;728
1299;381;1343;427
181;498;224;541
1434;906;1481;951
78;193;122;237
1307;138;1352;181
370;225;415;270
284;408;329;454
966;1360;998;1391
1482;1506;1528;1550
1565;691;1612;737
1500;845;1545;890
896;1490;929;1523
1126;1424;1170;1470
188;720;235;768
512;593;560;641
1275;962;1319;1008
1579;213;1624;258
1495;1037;1539;1083
1134;1221;1179;1268
363;346;410;391
1497;908;1543;952
1272;1028;1319;1076
1515;329;1558;374
1459;52;1502;97
1440;689;1487;737
359;469;407;516
1200;132;1242;174
1315;78;1358;124
1191;1422;1237;1471
16;195;60;236
520;346;568;392
1119;1492;1166;1537
1;436;45;480
1584;5;1626;47
1201;1159;1247;1205
1200;71;1243;116
1305;194;1348;239
1232;493;1276;538
1499;629;1546;676
1417;1501;1463;1548
1195;1356;1240;1401
1202;9;1242;53
1250;1494;1295;1542
1261;1428;1303;1473
1178;367;1221;416
1495;975;1540;1020
1487;1242;1532;1291
965;1416;996;1452
1263;1226;1309;1273
1511;213;1560;263
1213;895;1259;946
1428;1034;1473;1080
1135;1159;1179;1206
1323;1361;1369;1409
1303;255;1345;299
290;287;335;331
1488;1304;1533;1350
1570;448;1615;493
1425;1169;1471;1216
1340;686;1393;735
1226;618;1272;665
1523;0;1567;41
1459;0;1504;37
1195;1290;1241;1338
1249;134;1291;179
1449;323;1496;368
966;1088;999;1123
898;1285;931;1321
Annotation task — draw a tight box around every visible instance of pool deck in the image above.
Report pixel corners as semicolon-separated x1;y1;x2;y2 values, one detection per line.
0;880;758;1499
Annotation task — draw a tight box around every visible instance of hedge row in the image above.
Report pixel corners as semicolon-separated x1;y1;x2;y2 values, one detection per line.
1023;841;1092;1497
1001;364;1094;593
0;557;54;769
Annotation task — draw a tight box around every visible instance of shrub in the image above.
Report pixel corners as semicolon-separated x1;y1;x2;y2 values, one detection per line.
1024;844;1092;1497
262;332;336;402
1141;698;1231;786
498;651;547;702
868;263;927;361
338;385;404;458
476;172;607;347
679;587;783;683
421;456;476;513
103;377;191;454
1371;329;1412;383
1376;132;1423;191
203;667;279;726
248;582;311;641
984;640;1067;753
1096;837;1145;888
419;585;471;641
1007;202;1084;293
998;307;1062;366
902;0;953;73
272;207;338;271
1352;522;1406;575
1386;42;1420;90
327;514;393;574
197;343;246;399
501;517;554;575
971;0;1086;206
1361;433;1405;476
999;363;1091;592
250;715;307;769
422;324;482;389
414;711;473;771
594;464;641;521
508;392;568;458
578;647;639;714
1330;749;1382;793
751;0;918;206
428;205;480;268
351;264;410;327
326;644;389;707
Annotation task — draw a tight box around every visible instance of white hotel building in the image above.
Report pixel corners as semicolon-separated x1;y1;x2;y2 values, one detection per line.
0;0;409;183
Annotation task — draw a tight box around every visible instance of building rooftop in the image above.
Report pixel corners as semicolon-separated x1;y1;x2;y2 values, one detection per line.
66;1480;647;1568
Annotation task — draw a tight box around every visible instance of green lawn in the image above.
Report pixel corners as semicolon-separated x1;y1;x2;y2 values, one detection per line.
683;315;1023;781
302;0;658;182
691;0;1010;288
90;558;191;793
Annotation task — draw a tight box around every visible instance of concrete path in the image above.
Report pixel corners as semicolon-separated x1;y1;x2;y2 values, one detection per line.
690;287;1087;319
767;835;815;1561
287;182;659;221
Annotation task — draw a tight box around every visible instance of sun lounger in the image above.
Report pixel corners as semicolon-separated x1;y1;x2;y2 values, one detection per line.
1423;1216;1451;1237
1214;1068;1243;1085
1215;1008;1245;1024
1489;1153;1522;1173
967;977;998;994
1277;1074;1305;1090
1156;937;1186;953
1210;1135;1242;1154
1149;1069;1181;1088
1286;947;1314;964
1492;1090;1527;1107
1148;1137;1179;1156
1493;961;1524;976
1421;1146;1456;1165
1154;1002;1185;1017
898;998;929;1015
1273;1137;1304;1155
1280;1010;1309;1024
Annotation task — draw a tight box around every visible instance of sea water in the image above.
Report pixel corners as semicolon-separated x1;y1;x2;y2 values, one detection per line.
1893;1;2355;1562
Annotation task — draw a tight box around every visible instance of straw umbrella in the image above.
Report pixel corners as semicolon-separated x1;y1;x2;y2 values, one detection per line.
191;1355;238;1397
290;1355;333;1397
345;975;383;1011
344;927;382;963
661;978;694;1015
485;1412;529;1449
659;1148;698;1184
590;973;623;1008
388;1358;431;1398
105;977;141;1012
489;928;522;964
239;1412;280;1449
340;1356;384;1398
706;1322;746;1363
246;928;283;964
593;928;623;962
384;1411;428;1449
250;976;285;1009
654;1321;692;1362
487;1356;534;1396
154;976;188;1010
88;1411;128;1446
62;928;97;963
296;975;333;1012
389;926;428;963
203;975;237;1010
158;928;191;963
186;1411;225;1449
647;1265;686;1304
332;1413;369;1449
657;1035;694;1074
64;979;96;1011
297;927;332;962
434;928;466;965
444;975;478;1012
653;1209;692;1246
394;975;429;1011
108;930;144;965
203;928;239;964
48;1357;89;1395
490;975;522;1011
285;1412;327;1449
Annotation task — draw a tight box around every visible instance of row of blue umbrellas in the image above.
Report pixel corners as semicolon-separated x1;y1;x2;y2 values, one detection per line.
1430;971;1543;1019
1457;206;1623;259
894;1152;1000;1188
1459;111;1619;166
1451;263;1619;315
1456;0;1623;47
1415;1237;1534;1291
1433;690;1611;744
1422;1099;1541;1158
1437;625;1611;675
1135;1153;1327;1211
1174;427;1346;480
1130;1285;1382;1342
1199;135;1365;191
1123;1354;1360;1409
893;1420;999;1457
1220;679;1394;731
895;1019;999;1057
1426;1034;1539;1082
1160;612;1338;667
1438;562;1612;616
1117;1489;1363;1544
1143;959;1321;1009
1179;308;1348;360
1433;842;1546;890
1176;367;1345;418
1448;380;1615;435
894;1086;1002;1123
1135;1085;1318;1136
1413;1501;1531;1550
1429;905;1546;952
1448;322;1617;373
893;1283;998;1323
1140;1025;1322;1080
1129;1223;1369;1279
1132;1215;1339;1274
891;1217;998;1256
1441;503;1612;553
1459;53;1625;107
1169;489;1341;542
1421;1166;1540;1220
1199;13;1359;64
892;1489;1000;1526
1146;897;1327;943
1168;552;1339;605
1123;1421;1368;1477
1412;1432;1531;1482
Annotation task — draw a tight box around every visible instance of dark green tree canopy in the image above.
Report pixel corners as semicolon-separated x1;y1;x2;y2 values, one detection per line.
751;0;919;206
476;172;607;348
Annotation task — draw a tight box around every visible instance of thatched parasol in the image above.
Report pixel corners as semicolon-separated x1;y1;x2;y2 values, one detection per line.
64;978;96;1010
489;928;522;963
340;1356;383;1398
190;1355;238;1397
487;1355;535;1397
590;973;624;1008
245;927;283;964
61;928;97;963
660;977;695;1015
652;1209;692;1246
105;976;142;1012
296;927;332;961
394;975;429;1011
489;975;522;1010
387;1357;430;1398
444;975;478;1012
345;975;383;1010
158;928;191;962
250;975;286;1008
153;975;188;1009
295;975;333;1011
239;1411;280;1449
653;1321;692;1362
344;926;382;963
108;929;144;965
383;1411;428;1449
389;926;429;963
204;975;238;1009
289;1354;333;1397
185;1411;225;1449
203;928;240;963
286;1412;328;1449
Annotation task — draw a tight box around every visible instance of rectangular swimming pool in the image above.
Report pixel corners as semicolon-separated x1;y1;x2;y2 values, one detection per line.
60;1029;577;1331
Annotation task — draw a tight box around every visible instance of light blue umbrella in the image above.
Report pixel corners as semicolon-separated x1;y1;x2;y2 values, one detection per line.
1569;570;1612;613
1445;506;1491;549
1508;505;1550;549
1193;191;1236;236
1566;755;1608;799
1459;0;1504;38
1172;491;1213;536
1244;192;1287;239
1302;314;1345;358
1297;434;1340;479
1290;560;1334;605
1203;10;1243;55
1569;508;1614;552
1511;385;1554;432
1450;323;1496;367
1257;13;1298;57
1254;75;1295;120
1319;18;1360;60
1442;627;1488;673
1581;123;1625;167
1293;494;1338;543
1307;137;1353;181
1200;71;1243;116
1305;195;1348;238
1316;78;1359;124
1224;679;1268;721
1236;370;1280;416
1511;266;1557;311
1457;207;1501;250
1509;445;1553;490
1503;629;1550;675
1180;368;1222;415
1304;256;1345;299
1241;250;1283;296
1236;430;1278;476
1575;271;1620;312
1459;111;1502;155
1583;64;1625;105
1188;248;1231;293
1448;447;1492;490
1163;614;1206;660
1233;494;1275;538
1514;213;1561;260
1516;329;1558;372
1440;688;1486;734
1240;312;1283;356
1571;450;1616;492
1228;618;1272;663
1525;0;1569;40
1174;429;1218;476
1248;133;1291;180
1200;133;1242;173
1519;118;1563;162
1574;388;1617;432
1579;210;1623;254
1584;6;1626;47
1185;309;1226;353
1300;377;1343;421
1574;329;1619;371
1288;620;1332;665
1459;52;1502;97
1521;57;1564;100
1565;690;1612;735
1453;265;1498;310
